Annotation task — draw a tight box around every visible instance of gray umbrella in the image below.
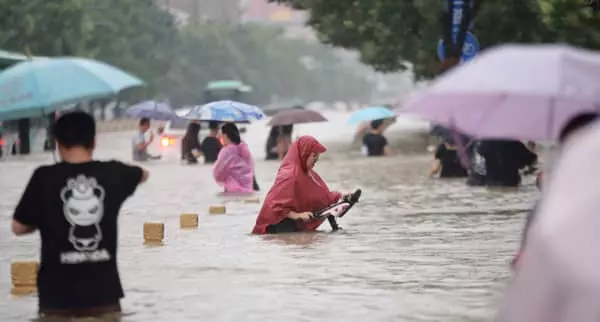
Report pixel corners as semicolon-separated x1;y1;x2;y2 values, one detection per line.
268;109;327;126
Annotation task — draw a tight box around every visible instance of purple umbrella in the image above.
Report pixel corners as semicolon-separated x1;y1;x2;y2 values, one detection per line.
268;109;327;126
400;44;600;141
125;100;178;121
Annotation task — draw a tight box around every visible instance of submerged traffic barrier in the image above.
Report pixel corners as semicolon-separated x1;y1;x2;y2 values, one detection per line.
180;213;199;229
11;261;38;296
143;222;164;245
243;197;261;204
209;205;226;215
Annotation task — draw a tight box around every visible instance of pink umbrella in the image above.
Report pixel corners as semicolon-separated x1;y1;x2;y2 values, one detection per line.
399;44;600;141
268;109;327;126
497;122;600;322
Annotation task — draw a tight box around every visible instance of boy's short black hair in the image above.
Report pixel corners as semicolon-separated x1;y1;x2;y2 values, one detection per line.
139;118;150;126
371;119;384;130
208;121;220;130
54;110;96;149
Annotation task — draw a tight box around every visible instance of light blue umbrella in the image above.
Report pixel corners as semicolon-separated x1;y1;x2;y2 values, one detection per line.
125;100;177;121
0;57;144;121
183;100;265;122
348;106;396;124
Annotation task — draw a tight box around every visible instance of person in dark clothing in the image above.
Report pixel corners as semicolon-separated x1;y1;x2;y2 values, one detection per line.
362;119;392;157
512;112;599;269
471;139;537;187
200;121;222;164
265;126;280;160
430;139;468;178
265;125;294;160
11;111;149;318
466;140;487;186
181;122;201;164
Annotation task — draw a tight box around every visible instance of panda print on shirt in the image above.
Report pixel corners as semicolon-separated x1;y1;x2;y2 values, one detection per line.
59;175;111;264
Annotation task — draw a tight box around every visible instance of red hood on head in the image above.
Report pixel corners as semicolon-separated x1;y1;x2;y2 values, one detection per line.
280;135;326;173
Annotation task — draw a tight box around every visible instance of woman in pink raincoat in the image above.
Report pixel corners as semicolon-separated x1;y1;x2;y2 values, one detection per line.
213;123;254;193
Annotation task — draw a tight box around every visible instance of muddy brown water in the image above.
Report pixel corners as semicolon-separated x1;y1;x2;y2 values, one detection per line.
0;113;537;321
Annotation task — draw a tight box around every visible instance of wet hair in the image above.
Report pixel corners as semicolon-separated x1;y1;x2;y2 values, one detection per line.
558;112;598;143
371;119;384;130
208;121;220;131
185;122;201;138
268;126;280;139
54;111;96;149
139;118;150;127
282;124;293;135
221;122;241;145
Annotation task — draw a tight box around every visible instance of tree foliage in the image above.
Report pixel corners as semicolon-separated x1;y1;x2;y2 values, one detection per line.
0;0;373;108
270;0;600;79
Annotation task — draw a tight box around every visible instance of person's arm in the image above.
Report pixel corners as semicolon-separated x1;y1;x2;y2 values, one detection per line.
12;168;44;236
287;211;313;221
135;132;154;151
382;137;393;156
212;148;231;183
383;145;393;156
429;144;444;177
353;122;369;144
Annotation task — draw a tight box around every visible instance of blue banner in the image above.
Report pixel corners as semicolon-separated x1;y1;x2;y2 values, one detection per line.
449;0;465;44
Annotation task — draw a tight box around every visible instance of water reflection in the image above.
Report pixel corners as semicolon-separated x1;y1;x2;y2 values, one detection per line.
0;114;537;321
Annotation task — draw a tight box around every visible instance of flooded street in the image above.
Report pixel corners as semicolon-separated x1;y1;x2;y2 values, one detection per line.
0;111;538;322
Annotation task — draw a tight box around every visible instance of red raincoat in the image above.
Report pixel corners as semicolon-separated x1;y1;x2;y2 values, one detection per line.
252;136;341;234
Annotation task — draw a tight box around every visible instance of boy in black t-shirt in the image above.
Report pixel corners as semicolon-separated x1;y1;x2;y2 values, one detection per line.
11;111;149;318
362;119;392;157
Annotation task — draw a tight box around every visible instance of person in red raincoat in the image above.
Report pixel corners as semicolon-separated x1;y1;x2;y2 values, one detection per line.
252;136;346;234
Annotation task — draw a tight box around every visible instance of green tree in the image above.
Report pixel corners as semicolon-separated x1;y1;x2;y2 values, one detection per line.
168;23;373;106
0;0;93;56
270;0;600;79
83;0;181;97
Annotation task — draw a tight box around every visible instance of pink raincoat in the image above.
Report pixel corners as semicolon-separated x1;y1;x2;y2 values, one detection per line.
213;142;254;193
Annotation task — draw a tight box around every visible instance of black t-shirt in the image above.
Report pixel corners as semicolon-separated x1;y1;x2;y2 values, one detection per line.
12;160;143;310
200;136;222;164
363;133;388;156
435;144;468;178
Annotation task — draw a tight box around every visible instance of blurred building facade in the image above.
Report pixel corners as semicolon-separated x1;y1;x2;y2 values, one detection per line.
155;0;315;41
155;0;241;24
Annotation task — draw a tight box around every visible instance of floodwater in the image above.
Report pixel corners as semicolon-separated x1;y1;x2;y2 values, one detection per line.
0;111;537;321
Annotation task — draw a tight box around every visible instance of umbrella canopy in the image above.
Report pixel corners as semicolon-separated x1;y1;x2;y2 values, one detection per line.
348;106;395;124
400;44;600;141
268;109;327;126
0;57;144;121
183;100;265;122
125;100;177;121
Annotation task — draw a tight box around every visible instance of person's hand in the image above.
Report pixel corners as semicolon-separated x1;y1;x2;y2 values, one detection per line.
148;131;154;142
291;211;314;221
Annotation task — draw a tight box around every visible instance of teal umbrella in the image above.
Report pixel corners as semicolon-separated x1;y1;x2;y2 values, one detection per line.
0;57;144;120
348;106;396;124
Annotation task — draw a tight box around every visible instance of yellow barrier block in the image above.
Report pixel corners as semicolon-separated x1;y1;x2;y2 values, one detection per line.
180;213;199;229
11;261;38;296
11;286;37;296
209;205;226;215
243;197;261;204
143;222;164;245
